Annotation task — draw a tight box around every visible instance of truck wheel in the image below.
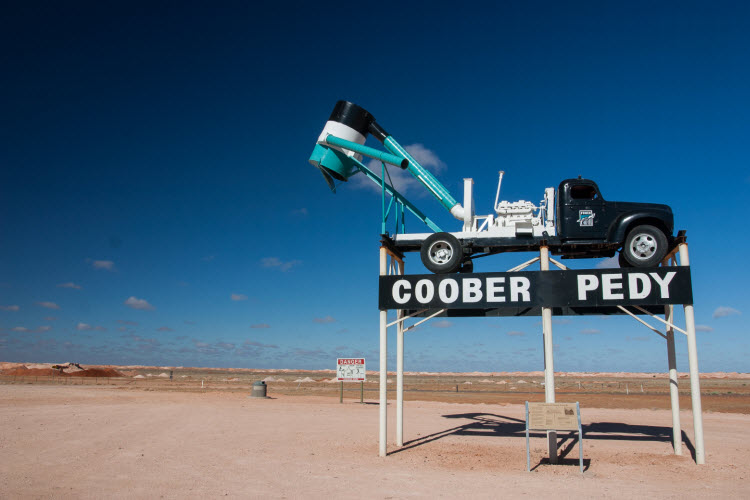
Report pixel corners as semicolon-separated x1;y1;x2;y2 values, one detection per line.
623;225;667;267
618;251;632;268
421;233;463;274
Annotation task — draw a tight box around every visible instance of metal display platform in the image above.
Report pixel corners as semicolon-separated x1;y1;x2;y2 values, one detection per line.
377;239;705;465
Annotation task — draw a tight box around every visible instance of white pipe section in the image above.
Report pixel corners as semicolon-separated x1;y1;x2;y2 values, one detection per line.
665;304;683;456
540;245;557;464
449;203;465;221
494;171;505;212
680;243;705;464
379;248;388;458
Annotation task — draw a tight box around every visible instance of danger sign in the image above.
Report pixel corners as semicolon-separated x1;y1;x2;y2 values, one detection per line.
337;358;366;381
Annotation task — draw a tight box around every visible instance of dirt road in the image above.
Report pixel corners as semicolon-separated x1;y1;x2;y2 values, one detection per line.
1;385;747;498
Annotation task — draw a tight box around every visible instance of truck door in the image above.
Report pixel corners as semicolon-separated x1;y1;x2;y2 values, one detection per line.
559;181;608;240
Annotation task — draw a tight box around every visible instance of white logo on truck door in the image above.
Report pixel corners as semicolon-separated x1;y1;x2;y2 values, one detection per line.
578;210;595;227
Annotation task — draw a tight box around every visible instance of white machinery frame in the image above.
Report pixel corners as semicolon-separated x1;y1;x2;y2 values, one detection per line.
378;240;705;465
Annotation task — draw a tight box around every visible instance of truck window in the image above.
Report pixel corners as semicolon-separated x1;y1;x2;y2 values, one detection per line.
570;185;598;200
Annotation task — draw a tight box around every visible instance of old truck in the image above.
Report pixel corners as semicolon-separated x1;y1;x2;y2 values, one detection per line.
309;101;676;273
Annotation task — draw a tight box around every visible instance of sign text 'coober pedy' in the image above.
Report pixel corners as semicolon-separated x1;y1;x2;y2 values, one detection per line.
379;268;692;310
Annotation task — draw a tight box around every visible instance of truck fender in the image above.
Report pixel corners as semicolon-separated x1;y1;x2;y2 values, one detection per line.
608;213;669;244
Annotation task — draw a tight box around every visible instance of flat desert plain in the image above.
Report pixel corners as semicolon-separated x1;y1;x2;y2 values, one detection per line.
1;366;749;499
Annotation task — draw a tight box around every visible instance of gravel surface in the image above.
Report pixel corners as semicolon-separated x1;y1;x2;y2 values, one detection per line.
1;385;747;499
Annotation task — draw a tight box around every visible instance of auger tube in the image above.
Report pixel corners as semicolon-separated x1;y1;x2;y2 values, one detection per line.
314;100;466;221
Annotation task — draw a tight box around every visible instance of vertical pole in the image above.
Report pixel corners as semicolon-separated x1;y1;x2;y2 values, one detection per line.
381;162;387;235
396;305;404;446
540;245;557;464
665;304;682;455
340;381;344;403
396;258;405;447
679;243;705;464
361;381;364;404
379;246;388;458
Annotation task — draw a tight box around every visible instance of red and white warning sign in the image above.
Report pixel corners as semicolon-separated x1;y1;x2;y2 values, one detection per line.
337;358;366;381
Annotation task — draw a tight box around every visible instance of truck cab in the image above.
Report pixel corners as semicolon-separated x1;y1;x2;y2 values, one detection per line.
557;179;608;241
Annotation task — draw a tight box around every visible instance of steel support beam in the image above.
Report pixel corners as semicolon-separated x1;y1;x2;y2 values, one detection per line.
379;247;388;457
680;243;705;464
540;245;557;464
665;304;683;455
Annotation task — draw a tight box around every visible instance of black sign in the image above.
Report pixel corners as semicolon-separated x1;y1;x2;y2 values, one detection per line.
379;267;692;313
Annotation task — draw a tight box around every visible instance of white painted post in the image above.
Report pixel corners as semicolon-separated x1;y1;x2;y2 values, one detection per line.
540;245;557;464
679;243;705;464
396;308;404;447
665;304;682;455
379;247;388;457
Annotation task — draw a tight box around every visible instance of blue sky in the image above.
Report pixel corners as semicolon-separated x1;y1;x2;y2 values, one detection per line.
1;1;748;372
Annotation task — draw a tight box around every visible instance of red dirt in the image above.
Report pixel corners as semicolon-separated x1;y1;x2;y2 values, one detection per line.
3;367;64;376
67;368;124;377
2;365;123;377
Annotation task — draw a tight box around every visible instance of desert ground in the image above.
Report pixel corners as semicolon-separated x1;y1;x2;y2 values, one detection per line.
1;364;749;498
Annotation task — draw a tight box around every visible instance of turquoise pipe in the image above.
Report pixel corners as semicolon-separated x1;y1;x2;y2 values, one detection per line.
382;136;460;214
324;135;408;169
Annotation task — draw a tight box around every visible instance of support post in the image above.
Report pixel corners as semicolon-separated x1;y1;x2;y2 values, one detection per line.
379;247;388;457
679;243;705;464
665;304;682;455
396;303;404;447
540;245;557;464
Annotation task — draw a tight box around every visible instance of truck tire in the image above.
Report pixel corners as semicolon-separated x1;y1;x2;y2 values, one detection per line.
421;232;463;274
623;225;667;267
618;251;632;268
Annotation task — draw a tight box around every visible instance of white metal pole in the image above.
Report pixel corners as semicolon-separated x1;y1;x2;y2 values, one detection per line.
396;258;405;447
379;247;388;457
396;309;404;447
679;243;705;464
665;304;682;455
540;245;557;464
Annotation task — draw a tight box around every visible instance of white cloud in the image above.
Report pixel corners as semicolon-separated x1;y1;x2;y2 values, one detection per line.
596;256;619;269
77;323;92;331
713;306;740;319
580;328;601;335
57;282;82;290
261;257;301;272
432;320;453;328
157;326;173;332
250;323;270;329
124;296;155;310
36;301;60;310
0;305;19;311
11;325;51;333
231;293;248;301
313;316;336;324
695;325;714;332
507;331;526;336
355;143;447;196
91;260;115;271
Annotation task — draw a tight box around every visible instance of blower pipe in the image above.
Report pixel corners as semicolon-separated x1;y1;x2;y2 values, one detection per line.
311;101;465;221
